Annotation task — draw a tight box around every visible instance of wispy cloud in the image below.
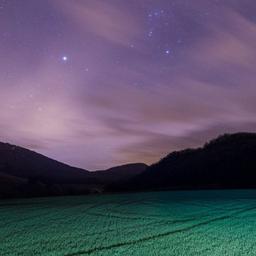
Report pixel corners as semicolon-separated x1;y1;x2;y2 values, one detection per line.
55;0;141;47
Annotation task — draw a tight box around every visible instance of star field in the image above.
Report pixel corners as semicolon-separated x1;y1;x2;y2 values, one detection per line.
1;0;256;170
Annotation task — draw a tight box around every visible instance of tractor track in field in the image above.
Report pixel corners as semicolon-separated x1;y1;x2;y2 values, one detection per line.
65;205;256;256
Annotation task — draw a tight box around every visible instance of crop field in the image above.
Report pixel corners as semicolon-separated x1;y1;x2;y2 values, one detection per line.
1;190;256;256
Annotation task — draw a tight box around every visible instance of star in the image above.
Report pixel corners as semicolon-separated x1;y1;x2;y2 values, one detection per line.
148;31;153;37
62;56;68;62
165;49;171;55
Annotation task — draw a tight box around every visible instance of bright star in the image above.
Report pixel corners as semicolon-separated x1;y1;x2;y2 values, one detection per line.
62;56;68;62
165;49;171;55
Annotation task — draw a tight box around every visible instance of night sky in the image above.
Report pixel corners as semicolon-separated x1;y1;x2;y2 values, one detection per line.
1;0;256;170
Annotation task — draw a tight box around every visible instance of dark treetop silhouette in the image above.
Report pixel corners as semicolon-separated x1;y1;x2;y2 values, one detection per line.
110;133;256;191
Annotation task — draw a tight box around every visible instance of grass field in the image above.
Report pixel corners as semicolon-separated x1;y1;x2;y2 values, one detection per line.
1;190;256;255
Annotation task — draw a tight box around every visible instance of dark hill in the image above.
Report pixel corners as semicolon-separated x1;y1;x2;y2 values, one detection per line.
0;142;147;198
117;133;256;191
93;163;147;183
0;142;93;184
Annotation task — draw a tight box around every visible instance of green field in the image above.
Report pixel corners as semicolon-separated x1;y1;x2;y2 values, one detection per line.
1;190;256;256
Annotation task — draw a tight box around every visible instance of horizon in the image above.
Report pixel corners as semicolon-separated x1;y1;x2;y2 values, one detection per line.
1;0;256;170
0;131;254;171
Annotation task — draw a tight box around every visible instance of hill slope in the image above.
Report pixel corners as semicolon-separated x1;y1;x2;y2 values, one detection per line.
0;142;94;184
118;133;256;191
0;142;147;198
93;163;147;183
